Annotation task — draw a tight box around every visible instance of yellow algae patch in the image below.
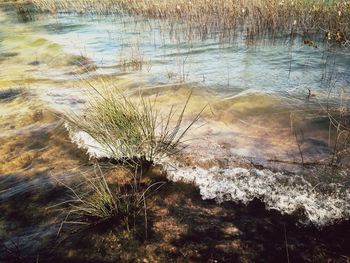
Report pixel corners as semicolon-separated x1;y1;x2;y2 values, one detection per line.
0;9;88;83
213;92;283;114
1;34;64;64
0;80;13;89
29;37;50;47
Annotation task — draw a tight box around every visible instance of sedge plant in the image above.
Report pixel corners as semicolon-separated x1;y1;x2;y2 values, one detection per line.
65;87;203;165
51;164;165;237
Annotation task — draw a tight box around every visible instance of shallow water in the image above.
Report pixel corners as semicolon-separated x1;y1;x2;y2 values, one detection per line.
10;12;348;163
0;4;350;242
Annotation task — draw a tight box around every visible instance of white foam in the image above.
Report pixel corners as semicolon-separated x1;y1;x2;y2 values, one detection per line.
66;123;108;158
67;126;350;227
163;161;350;227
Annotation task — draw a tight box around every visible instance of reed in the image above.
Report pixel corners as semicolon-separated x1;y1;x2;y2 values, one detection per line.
324;93;350;166
118;46;150;72
32;0;350;43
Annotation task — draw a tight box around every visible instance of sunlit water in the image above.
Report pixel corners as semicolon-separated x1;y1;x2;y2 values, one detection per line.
1;6;350;242
21;13;350;163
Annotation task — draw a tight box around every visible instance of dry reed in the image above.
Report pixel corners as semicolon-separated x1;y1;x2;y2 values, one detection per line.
32;0;350;42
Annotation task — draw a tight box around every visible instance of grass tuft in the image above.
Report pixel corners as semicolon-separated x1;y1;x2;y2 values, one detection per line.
51;164;165;237
65;87;203;165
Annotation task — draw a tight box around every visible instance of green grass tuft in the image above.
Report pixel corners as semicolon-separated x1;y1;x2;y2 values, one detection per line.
65;87;203;165
51;164;165;236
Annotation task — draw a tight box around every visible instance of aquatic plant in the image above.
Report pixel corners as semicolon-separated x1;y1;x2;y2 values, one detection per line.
15;3;35;22
289;88;350;167
118;43;150;72
119;57;145;71
32;0;350;43
65;87;203;165
324;90;350;166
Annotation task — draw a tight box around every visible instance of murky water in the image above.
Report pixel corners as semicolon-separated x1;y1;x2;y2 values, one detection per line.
0;4;350;254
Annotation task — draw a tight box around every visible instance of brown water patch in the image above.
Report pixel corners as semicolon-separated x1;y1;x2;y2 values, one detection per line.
0;100;88;177
0;87;26;102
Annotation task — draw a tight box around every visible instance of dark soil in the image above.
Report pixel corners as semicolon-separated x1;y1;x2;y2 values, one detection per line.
2;164;349;263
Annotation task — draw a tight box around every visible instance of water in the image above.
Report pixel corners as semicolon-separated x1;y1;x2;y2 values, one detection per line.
15;13;349;163
0;6;350;254
31;14;350;90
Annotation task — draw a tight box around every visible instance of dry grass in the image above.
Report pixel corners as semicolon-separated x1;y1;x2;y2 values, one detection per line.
118;46;150;72
290;85;350;167
32;0;350;42
119;57;145;71
323;89;350;166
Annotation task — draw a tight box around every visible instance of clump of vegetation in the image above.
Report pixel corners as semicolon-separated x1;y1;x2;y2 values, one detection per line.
53;164;164;237
66;55;97;74
118;44;150;72
65;88;203;165
0;52;19;59
15;3;35;22
32;0;350;43
119;57;144;71
67;55;93;67
119;55;150;72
